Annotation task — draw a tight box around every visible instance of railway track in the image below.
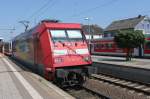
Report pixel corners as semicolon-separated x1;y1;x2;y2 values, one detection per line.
91;73;150;96
64;86;110;99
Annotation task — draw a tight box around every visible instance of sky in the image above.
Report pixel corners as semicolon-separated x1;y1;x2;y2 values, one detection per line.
0;0;150;41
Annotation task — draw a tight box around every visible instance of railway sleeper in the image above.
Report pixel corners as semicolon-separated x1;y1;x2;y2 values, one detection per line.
91;74;150;95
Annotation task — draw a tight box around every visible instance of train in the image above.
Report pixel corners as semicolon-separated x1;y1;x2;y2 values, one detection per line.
0;38;4;53
91;37;150;57
3;42;12;56
11;20;92;87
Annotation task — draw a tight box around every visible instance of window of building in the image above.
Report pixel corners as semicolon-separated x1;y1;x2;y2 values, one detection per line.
147;24;150;29
142;24;145;29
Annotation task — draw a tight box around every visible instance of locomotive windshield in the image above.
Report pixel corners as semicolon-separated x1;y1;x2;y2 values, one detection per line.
67;30;83;41
50;30;67;42
50;30;84;42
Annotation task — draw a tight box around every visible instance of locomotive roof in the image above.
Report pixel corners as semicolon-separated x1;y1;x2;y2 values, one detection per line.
13;26;37;41
105;15;145;31
13;22;82;41
44;22;81;29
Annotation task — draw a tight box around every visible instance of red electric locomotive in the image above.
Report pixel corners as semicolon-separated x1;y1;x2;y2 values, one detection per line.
12;20;92;86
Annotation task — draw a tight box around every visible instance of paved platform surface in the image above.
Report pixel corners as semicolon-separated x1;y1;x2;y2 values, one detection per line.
92;55;150;70
0;54;74;99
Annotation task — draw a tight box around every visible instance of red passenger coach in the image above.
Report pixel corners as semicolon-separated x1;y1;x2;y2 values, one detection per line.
91;38;126;56
144;37;150;57
12;20;92;86
91;37;150;57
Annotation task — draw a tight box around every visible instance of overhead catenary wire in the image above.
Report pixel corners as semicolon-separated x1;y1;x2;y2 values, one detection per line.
35;0;58;20
13;0;55;34
66;0;119;19
27;0;54;20
15;0;118;31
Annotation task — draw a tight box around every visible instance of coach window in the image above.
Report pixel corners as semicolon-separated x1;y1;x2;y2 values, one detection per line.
105;44;109;49
104;33;108;37
98;44;101;49
145;41;150;49
101;44;104;49
94;44;97;49
96;44;99;48
107;44;110;49
95;44;98;49
102;44;105;49
111;33;115;37
109;43;113;49
111;44;115;49
99;44;102;49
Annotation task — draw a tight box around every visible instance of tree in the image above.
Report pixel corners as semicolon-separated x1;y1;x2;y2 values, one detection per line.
114;30;145;61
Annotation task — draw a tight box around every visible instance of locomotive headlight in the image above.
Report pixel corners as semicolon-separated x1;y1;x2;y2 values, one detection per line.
84;56;91;62
54;57;63;63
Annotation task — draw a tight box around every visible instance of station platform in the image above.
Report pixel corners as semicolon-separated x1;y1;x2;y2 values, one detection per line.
0;54;74;99
92;55;150;70
91;55;150;84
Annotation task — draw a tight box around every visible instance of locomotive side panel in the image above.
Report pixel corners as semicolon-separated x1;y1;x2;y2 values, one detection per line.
12;34;35;69
33;35;45;76
38;29;54;79
12;27;51;78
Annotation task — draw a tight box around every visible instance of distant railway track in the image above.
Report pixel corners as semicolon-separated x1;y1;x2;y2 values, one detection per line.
91;73;150;96
64;86;110;99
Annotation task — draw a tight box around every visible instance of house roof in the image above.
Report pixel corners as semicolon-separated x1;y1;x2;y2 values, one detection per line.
82;24;103;35
105;15;145;31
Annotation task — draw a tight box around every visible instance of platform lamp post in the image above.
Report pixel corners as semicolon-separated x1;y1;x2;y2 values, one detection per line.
84;17;91;52
10;27;15;53
10;31;13;53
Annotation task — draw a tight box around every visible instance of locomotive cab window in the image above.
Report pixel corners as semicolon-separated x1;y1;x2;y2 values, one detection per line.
67;30;84;41
50;30;67;42
49;30;84;42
